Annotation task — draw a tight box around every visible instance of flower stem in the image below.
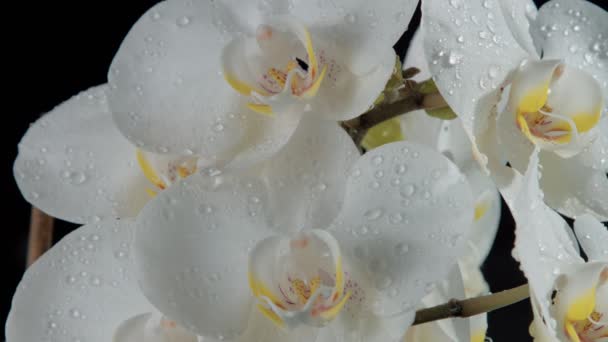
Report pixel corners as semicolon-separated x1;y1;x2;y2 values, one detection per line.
341;78;448;147
412;283;530;325
27;207;54;266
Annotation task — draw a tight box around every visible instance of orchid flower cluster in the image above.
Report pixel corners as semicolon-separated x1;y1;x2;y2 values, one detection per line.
7;0;608;341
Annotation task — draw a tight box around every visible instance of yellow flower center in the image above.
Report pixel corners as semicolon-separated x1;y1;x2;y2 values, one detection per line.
223;21;329;116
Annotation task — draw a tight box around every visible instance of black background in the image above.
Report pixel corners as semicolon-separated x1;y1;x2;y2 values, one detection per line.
2;1;606;341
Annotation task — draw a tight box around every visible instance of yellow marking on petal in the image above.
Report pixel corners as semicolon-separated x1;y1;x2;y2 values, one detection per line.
471;330;487;342
146;188;158;198
302;26;317;78
300;65;327;98
268;68;287;88
319;291;351;320
247;103;274;116
563;286;597;342
519;82;550;114
177;166;192;179
474;200;490;221
291;279;310;304
249;273;282;306
223;73;269;97
361;118;404;150
571;107;602;134
136;149;166;189
257;304;285;328
565;322;582;342
567;287;596;322
516;113;535;142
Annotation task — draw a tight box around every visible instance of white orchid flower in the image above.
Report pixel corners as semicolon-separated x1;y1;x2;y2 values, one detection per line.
108;0;418;169
13;85;205;224
511;150;608;342
6;218;201;342
7;109;361;342
132;138;475;342
422;0;608;219
404;265;489;342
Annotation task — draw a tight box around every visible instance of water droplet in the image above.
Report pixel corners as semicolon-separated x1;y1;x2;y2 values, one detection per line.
447;51;462;65
395;164;407;174
389;213;404;224
457;35;465;44
213;123;224;132
479;31;490;39
150;11;161;21
61;170;87;185
364;208;383;221
401;184;416;197
372;155;384;165
69;309;81;319
359;225;369;235
449;0;462;8
488;65;500;79
176;16;191;27
89;276;102;286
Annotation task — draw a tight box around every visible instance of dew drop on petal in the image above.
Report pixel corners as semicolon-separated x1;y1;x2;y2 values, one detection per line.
176;16;191;27
364;208;383;221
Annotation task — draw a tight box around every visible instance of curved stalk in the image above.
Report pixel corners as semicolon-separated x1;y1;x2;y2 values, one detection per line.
413;284;530;325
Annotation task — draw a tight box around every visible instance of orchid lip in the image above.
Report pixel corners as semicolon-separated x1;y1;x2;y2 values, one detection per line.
510;60;604;157
222;18;330;116
136;150;198;196
248;230;353;330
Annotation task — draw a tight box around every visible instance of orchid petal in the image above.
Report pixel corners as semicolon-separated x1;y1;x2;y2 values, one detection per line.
13;85;148;224
6;219;156;342
499;0;539;56
404;29;431;82
539;147;608;221
312;46;396;121
260;118;359;231
511;150;583;323
574;214;608;261
330;141;474;317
